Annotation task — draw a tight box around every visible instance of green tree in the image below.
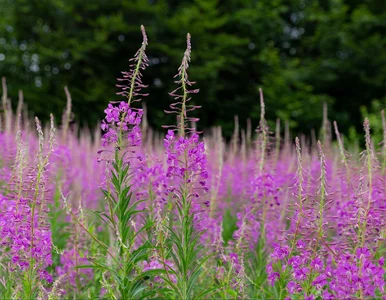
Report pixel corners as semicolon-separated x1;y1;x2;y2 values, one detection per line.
1;0;386;138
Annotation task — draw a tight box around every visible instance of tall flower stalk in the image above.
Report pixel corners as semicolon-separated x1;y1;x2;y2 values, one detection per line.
333;121;351;198
257;88;268;173
67;25;161;300
161;33;212;299
0;115;56;299
358;118;376;249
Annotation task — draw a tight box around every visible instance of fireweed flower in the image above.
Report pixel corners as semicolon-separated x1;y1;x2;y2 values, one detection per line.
234;171;287;251
163;33;208;206
287;281;302;294
133;157;169;208
266;262;280;286
101;102;144;147
331;251;384;297
232;203;260;251
0;195;52;281
55;204;93;293
98;28;149;261
100;25;148;149
90;26;168;300
56;248;93;288
0;119;56;291
0;117;56;292
263;140;385;300
158;33;213;300
164;130;208;202
97;24;149;250
49;142;105;210
271;243;290;261
216;252;246;292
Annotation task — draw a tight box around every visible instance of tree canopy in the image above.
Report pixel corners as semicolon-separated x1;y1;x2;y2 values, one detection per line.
1;0;386;138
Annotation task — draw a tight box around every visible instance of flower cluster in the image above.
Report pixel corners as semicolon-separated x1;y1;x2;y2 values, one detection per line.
232;205;260;250
267;237;385;299
101;102;143;147
217;252;246;292
100;26;148;149
0;194;52;282
164;130;208;199
329;249;385;298
56;249;93;287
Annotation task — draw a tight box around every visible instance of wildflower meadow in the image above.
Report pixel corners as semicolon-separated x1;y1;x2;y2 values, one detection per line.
0;26;385;299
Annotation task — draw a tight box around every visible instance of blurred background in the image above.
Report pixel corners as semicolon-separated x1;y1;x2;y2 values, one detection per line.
1;0;386;140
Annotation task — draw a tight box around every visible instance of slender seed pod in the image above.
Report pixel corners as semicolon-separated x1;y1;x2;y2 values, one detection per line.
317;141;328;238
257;88;268;173
333;121;351;195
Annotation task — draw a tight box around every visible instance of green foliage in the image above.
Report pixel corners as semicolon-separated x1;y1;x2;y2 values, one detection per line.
47;184;70;274
1;0;386;137
222;208;238;245
359;98;386;146
82;149;160;300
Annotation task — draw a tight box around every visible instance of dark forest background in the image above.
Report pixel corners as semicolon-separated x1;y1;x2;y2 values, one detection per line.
1;0;386;139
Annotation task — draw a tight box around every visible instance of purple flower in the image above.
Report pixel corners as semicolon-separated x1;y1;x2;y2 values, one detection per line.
287;281;302;294
101;103;144;147
271;243;290;261
288;255;302;268
0;194;52;282
293;267;309;281
56;248;93;287
356;247;371;259
268;271;280;286
312;274;328;290
266;262;280;286
379;256;384;267
164;131;208;207
296;239;306;250
304;294;315;300
322;290;334;300
310;257;323;271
